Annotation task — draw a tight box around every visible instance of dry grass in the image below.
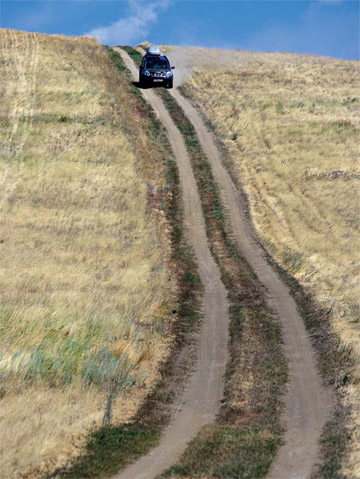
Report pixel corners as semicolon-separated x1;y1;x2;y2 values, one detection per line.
0;30;175;478
167;46;359;476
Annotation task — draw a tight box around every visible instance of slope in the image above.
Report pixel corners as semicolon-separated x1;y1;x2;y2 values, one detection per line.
0;30;176;479
165;45;359;477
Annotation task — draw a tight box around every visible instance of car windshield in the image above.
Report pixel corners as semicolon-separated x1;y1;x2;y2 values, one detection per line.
145;57;169;70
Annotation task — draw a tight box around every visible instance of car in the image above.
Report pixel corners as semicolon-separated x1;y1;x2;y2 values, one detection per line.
139;47;175;89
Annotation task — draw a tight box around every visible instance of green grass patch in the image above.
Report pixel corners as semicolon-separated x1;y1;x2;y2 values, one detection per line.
311;407;352;479
159;426;282;479
121;46;143;66
50;425;160;478
308;119;358;139
1;305;140;390
106;47;128;73
17;113;107;124
281;246;304;274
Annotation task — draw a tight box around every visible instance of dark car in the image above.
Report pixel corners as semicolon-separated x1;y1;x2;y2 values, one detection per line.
139;48;175;89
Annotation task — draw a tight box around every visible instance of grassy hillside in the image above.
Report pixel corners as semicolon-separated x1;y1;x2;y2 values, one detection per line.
164;46;359;476
0;30;177;478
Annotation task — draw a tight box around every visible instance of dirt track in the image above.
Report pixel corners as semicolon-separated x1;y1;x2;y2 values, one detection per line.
168;88;334;479
114;48;230;479
114;48;333;479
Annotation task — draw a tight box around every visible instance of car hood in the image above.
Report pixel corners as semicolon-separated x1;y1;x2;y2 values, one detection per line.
148;69;170;73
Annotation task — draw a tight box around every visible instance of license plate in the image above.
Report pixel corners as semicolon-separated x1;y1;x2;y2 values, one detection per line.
153;79;163;82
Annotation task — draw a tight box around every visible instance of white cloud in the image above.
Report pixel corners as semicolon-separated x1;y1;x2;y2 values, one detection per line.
86;0;170;46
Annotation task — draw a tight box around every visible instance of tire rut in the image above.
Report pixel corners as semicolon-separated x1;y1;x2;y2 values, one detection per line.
112;49;230;479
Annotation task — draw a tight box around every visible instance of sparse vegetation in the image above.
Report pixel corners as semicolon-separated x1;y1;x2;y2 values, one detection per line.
0;31;179;478
160;426;281;479
121;45;142;66
165;45;359;477
51;424;161;478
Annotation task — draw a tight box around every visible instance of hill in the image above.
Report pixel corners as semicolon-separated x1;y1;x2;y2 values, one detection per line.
163;45;359;477
0;30;178;478
1;33;359;478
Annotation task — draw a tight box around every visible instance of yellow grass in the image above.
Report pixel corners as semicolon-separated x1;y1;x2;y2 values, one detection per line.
167;46;360;475
0;30;175;478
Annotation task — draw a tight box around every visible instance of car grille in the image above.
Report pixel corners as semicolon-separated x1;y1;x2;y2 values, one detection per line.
151;72;166;77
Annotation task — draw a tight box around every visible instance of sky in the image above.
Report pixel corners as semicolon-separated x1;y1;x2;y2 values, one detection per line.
1;0;359;60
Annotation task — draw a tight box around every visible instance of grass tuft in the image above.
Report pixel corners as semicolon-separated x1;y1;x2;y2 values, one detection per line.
51;425;161;479
159;426;282;479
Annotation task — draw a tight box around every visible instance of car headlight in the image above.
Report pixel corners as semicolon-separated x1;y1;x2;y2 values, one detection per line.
144;70;151;76
165;71;173;77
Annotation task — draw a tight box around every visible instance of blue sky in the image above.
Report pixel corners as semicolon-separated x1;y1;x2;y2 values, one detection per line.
1;0;359;60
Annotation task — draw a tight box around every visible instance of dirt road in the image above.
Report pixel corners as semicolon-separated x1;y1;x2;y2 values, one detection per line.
113;48;230;479
115;47;333;479
169;87;334;479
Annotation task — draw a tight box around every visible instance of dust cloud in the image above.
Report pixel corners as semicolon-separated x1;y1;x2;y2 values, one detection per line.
160;46;249;87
